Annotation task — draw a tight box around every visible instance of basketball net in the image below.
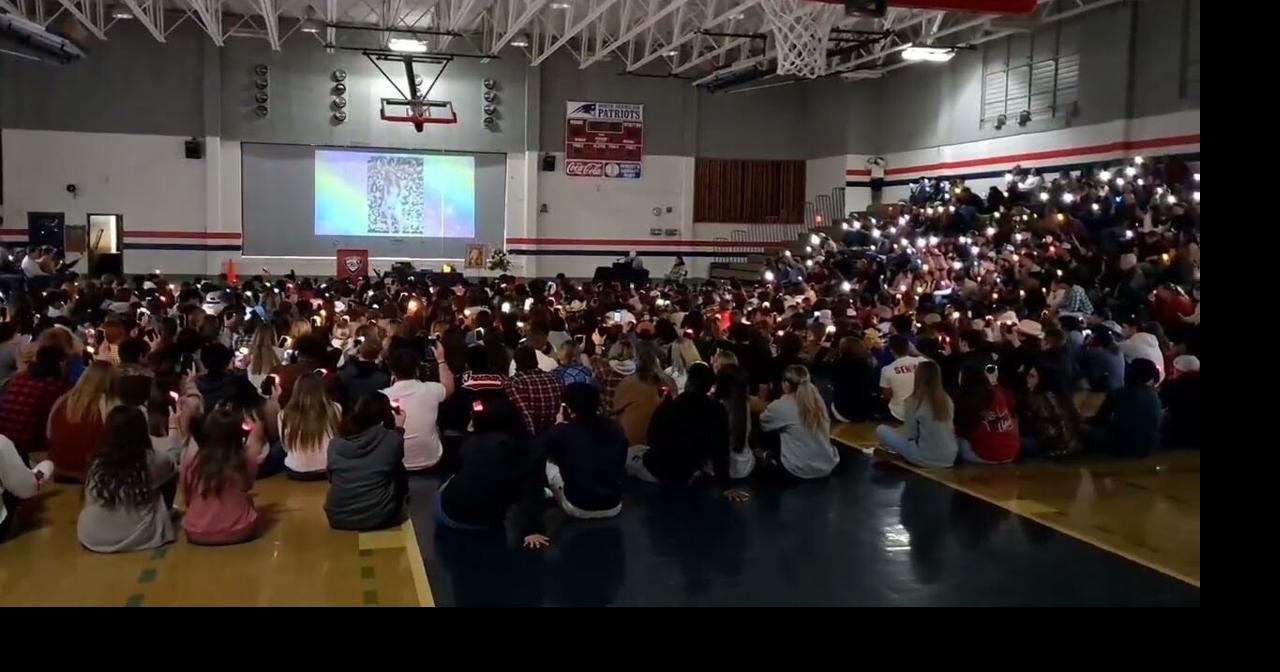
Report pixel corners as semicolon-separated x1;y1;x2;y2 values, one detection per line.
760;0;842;79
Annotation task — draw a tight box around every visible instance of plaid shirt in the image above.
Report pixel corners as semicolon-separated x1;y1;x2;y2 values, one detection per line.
0;371;71;456
504;369;564;436
1059;284;1094;315
554;363;593;387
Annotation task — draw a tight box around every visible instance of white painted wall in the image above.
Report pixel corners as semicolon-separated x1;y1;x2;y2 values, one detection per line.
805;155;847;207
1;110;1199;281
834;111;1201;206
526;153;696;278
1;129;209;274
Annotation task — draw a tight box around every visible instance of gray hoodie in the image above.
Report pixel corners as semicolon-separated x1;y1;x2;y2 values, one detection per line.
325;426;407;531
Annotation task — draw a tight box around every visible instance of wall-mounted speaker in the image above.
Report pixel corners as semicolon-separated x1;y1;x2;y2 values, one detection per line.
184;138;204;160
541;154;556;172
253;64;269;119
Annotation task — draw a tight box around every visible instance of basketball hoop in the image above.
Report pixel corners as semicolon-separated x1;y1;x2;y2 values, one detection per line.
760;0;843;79
381;98;458;132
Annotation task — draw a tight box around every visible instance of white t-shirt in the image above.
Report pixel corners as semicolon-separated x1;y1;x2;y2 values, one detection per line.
21;255;47;278
382;379;447;470
867;156;887;179
879;355;927;421
277;402;341;474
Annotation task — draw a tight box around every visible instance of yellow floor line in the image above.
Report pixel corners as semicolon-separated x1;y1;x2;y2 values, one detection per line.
358;528;407;551
832;435;1201;589
401;519;435;607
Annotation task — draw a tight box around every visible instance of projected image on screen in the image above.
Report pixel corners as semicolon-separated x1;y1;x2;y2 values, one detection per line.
315;149;475;238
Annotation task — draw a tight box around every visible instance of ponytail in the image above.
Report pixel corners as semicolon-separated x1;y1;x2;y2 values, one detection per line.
784;365;830;437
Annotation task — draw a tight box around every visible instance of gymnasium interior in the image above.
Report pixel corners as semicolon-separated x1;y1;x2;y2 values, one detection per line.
0;0;1200;607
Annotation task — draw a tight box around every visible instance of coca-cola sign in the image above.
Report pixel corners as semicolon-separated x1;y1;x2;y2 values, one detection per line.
564;159;641;179
565;160;603;177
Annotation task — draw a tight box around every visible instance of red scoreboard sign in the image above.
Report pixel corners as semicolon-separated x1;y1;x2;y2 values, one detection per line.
564;100;643;179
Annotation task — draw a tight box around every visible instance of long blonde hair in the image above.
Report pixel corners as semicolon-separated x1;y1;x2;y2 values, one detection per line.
281;373;339;452
907;359;952;422
783;364;829;436
249;323;282;375
61;360;118;424
712;349;738;373
288;319;313;342
556;341;583;366
669;337;702;375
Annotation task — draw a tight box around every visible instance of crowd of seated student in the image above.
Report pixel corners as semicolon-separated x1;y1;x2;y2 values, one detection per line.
0;154;1200;551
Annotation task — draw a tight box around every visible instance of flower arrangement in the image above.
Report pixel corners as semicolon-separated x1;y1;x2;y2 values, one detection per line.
487;248;512;272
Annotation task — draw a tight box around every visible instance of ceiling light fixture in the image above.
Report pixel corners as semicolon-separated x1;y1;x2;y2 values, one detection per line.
389;38;427;53
901;45;956;62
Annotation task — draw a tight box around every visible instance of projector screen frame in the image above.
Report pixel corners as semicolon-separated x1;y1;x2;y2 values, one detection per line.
239;141;507;261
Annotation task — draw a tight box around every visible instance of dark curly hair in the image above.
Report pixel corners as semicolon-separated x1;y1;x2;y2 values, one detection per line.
87;406;154;510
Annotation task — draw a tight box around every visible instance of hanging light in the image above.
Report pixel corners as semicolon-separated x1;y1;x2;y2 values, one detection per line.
1098;170;1112;181
764;270;775;282
840;281;852;292
1039;192;1050;202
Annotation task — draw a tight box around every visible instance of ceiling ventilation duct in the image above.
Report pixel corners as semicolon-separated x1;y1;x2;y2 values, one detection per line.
0;12;87;64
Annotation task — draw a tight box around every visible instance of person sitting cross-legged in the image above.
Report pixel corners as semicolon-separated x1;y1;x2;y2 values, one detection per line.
504;345;564;437
539;383;627;519
874;360;959;468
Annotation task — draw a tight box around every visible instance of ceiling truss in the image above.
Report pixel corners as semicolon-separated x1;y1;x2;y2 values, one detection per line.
0;0;1126;81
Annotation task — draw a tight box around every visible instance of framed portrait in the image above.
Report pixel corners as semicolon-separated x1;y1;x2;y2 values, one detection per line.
465;244;487;269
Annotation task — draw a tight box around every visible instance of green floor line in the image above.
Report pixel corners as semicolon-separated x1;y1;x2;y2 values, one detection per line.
125;594;145;607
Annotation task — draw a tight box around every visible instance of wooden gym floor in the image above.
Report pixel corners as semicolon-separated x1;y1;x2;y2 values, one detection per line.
0;477;430;607
2;418;1199;605
830;423;1201;587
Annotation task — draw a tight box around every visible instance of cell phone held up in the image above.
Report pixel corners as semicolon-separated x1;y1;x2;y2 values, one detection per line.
259;374;278;398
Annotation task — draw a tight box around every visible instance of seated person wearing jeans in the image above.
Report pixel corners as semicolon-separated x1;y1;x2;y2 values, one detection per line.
879;335;926;422
382;346;453;472
874;360;959;468
538;383;627;519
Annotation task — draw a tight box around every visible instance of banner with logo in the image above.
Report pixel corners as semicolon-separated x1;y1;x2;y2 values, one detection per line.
565;101;644;179
336;249;369;279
